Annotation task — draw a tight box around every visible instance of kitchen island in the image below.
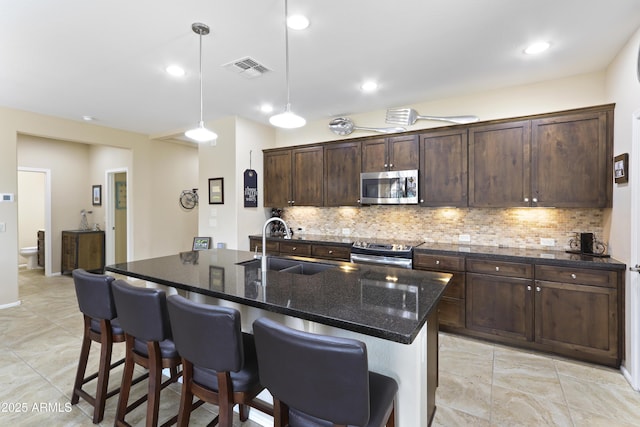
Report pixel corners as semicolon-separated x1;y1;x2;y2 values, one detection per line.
106;248;452;427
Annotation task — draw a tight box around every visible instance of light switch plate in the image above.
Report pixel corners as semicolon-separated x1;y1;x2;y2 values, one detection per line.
0;222;5;232
540;238;555;247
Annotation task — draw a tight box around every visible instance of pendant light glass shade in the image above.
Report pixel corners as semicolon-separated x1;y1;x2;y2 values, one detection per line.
270;0;305;129
185;23;217;143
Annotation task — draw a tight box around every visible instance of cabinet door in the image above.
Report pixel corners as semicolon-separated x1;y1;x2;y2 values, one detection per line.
419;129;468;207
264;150;292;207
535;280;617;363
324;141;361;206
466;273;533;341
78;232;105;272
468;121;531;207
361;137;387;172
291;146;324;206
531;110;612;207
387;134;419;171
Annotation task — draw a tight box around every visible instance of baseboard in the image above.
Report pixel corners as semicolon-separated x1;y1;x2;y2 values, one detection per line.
0;300;22;310
621;365;639;391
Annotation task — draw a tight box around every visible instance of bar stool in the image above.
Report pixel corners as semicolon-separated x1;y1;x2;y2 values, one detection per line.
71;269;127;423
111;279;182;427
167;295;272;427
253;317;398;427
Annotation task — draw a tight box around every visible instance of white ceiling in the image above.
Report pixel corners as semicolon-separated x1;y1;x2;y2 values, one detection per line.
2;0;640;138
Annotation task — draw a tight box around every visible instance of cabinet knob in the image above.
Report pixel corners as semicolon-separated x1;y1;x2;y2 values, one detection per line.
495;266;500;272
328;250;334;254
532;198;538;203
384;164;388;168
536;286;541;292
435;260;440;265
292;247;297;251
420;199;424;203
524;197;529;202
571;273;577;279
527;285;532;291
389;163;394;168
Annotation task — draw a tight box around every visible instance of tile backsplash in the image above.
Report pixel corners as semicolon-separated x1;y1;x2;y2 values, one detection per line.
282;206;608;251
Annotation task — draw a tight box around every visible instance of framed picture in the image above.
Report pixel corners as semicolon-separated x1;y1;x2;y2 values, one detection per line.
614;153;629;184
209;177;224;204
192;237;212;251
209;266;225;291
92;185;102;206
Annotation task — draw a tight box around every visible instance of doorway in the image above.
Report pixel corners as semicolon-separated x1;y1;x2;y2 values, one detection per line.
627;110;640;390
106;169;129;265
17;167;52;276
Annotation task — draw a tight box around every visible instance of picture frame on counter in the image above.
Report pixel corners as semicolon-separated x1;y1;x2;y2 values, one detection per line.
614;153;629;184
92;185;102;206
192;237;212;251
209;266;225;291
209;177;224;204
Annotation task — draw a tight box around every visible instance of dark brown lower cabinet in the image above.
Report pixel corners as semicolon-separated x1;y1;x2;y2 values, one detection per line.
462;258;622;367
248;237;351;262
61;230;105;275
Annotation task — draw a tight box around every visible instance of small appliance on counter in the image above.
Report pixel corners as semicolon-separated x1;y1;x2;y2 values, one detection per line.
566;232;609;257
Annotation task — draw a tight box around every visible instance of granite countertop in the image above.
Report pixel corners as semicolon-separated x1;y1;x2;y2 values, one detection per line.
105;248;451;345
252;234;625;270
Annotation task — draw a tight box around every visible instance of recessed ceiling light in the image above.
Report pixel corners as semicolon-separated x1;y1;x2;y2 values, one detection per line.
360;81;378;92
261;104;274;113
524;41;551;55
287;14;309;30
82;115;95;121
166;65;186;76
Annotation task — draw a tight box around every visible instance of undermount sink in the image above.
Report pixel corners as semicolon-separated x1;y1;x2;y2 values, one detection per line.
238;256;336;276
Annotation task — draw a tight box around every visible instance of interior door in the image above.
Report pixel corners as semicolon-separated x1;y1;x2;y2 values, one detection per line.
106;169;128;265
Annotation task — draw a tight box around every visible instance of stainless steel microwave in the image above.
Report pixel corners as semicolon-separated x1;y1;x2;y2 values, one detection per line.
360;169;418;205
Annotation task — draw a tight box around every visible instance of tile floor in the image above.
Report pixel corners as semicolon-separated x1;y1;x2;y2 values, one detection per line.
2;269;640;426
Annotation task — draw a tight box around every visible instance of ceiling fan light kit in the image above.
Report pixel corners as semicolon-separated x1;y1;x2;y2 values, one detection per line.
185;22;218;143
270;0;306;129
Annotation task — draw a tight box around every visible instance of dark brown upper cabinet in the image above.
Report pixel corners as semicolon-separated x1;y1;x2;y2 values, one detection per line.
531;108;612;208
264;145;324;207
419;129;468;207
468;120;532;207
361;135;419;172
324;141;362;206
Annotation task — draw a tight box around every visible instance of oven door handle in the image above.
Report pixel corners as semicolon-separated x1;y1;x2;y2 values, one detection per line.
350;253;413;269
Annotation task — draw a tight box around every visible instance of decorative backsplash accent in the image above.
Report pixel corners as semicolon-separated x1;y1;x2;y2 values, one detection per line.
282;206;607;250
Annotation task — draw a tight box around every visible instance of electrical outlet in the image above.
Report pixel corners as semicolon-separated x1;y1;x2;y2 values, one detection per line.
540;238;555;247
342;228;351;236
0;222;5;232
458;234;471;242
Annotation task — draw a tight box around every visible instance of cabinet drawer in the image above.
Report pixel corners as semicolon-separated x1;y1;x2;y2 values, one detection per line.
467;258;533;278
414;253;465;271
249;238;279;254
311;244;350;261
279;241;312;256
535;265;617;288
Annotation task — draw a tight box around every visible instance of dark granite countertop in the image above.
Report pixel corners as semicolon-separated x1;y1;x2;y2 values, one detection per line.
250;234;625;270
105;248;451;345
413;243;626;270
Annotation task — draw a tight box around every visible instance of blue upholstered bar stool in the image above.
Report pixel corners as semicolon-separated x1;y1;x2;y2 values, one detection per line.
253;317;398;427
111;279;182;427
167;294;272;427
71;269;129;423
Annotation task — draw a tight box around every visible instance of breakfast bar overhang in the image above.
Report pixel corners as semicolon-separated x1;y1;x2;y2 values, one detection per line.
106;248;452;427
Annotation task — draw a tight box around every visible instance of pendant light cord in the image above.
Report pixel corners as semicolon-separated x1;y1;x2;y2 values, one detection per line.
284;0;291;112
198;29;204;124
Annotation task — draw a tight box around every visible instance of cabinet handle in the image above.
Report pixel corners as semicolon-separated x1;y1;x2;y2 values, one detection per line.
495;266;500;272
435;260;440;265
571;273;577;279
536;286;541;292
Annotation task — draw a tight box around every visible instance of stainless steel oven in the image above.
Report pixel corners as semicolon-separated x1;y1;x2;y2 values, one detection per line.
350;240;417;269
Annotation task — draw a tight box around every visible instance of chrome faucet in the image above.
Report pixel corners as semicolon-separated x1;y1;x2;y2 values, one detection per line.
261;217;291;275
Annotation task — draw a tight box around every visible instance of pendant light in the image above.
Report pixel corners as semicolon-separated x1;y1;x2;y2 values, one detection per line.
185;22;218;143
269;0;306;129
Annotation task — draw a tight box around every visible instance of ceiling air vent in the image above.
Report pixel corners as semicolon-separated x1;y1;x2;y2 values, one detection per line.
223;56;271;79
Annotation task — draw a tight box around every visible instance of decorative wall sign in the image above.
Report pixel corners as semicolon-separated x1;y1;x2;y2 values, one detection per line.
192;236;212;251
244;169;258;207
614;153;629;184
92;185;102;206
209;177;224;204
